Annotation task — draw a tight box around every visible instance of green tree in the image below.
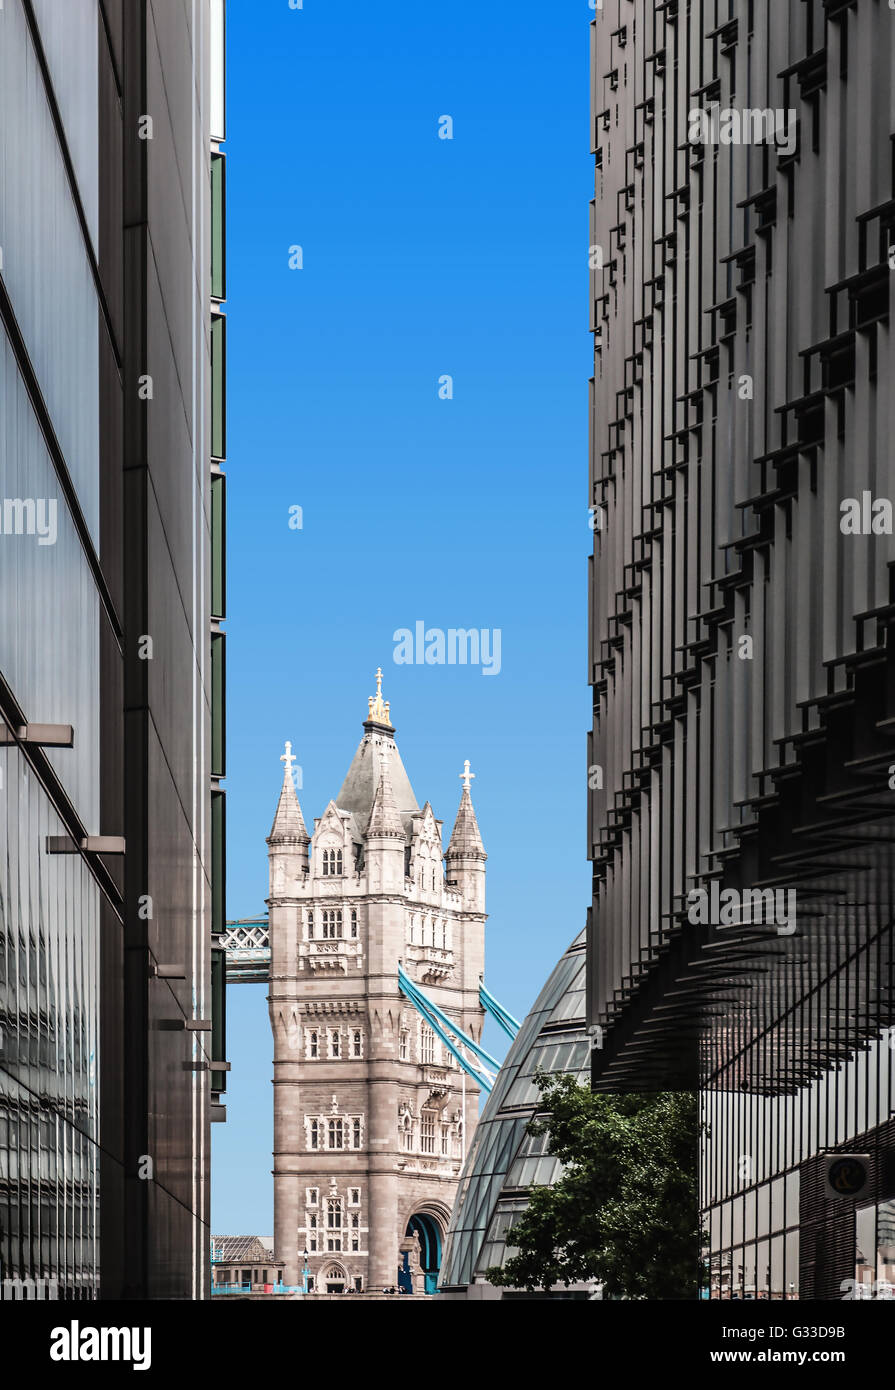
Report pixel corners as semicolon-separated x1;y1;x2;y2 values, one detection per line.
486;1075;704;1299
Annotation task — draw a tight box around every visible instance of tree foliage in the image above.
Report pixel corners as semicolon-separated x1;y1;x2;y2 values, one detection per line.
486;1074;704;1299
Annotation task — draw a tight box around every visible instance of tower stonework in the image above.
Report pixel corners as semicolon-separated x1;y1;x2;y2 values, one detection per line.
267;676;486;1295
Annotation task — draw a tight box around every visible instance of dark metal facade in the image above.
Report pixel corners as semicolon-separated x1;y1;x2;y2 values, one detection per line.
588;0;895;1297
0;0;224;1299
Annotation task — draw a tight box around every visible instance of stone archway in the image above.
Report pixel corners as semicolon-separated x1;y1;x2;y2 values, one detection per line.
320;1262;347;1294
400;1212;444;1295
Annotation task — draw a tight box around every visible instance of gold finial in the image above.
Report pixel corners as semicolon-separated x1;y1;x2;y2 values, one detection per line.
367;666;393;726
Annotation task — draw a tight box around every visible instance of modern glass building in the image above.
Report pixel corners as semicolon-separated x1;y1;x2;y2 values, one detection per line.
438;931;591;1299
588;0;895;1299
0;0;227;1299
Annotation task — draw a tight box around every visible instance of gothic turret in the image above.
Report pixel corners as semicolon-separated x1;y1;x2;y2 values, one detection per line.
267;741;310;872
367;757;404;839
366;751;405;895
445;761;486;913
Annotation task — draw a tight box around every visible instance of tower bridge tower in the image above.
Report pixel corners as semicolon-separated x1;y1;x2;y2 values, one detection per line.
267;673;486;1295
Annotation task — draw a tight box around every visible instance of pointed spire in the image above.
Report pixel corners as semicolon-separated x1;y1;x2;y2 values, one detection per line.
268;741;309;844
367;752;404;839
447;761;486;859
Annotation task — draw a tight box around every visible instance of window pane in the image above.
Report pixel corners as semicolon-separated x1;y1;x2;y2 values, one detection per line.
211;473;226;619
856;1203;876;1292
211;152;226;300
877;1198;895;1289
211;312;227;459
211;631;226;778
210;946;227;1092
211;791;226;933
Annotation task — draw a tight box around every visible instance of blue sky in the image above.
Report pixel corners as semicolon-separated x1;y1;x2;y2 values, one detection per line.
212;0;593;1234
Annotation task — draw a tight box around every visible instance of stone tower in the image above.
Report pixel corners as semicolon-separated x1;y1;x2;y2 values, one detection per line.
267;672;487;1295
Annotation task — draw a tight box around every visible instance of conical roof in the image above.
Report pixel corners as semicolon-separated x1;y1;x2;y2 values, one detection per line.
367;756;405;839
335;671;418;837
268;743;309;843
447;786;486;859
336;732;418;836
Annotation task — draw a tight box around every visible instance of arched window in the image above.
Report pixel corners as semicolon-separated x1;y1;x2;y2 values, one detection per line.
352;1030;362;1058
326;1201;343;1252
323;910;343;940
399;1030;409;1061
322;1262;346;1288
322;847;342;876
420;1024;436;1065
328;1118;344;1150
309;1119;319;1150
401;1114;413;1151
420;1110;436;1154
330;1029;341;1058
350;909;358;938
352;1118;362;1149
309;1030;318;1059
